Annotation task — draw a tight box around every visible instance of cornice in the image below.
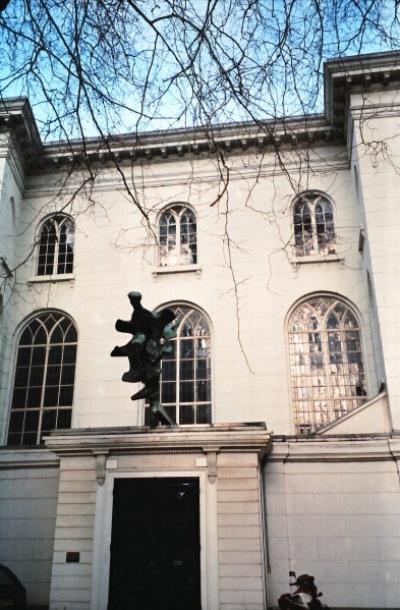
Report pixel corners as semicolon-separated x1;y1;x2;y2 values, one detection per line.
0;447;59;469
324;51;400;136
44;423;272;460
2;52;400;173
269;435;400;462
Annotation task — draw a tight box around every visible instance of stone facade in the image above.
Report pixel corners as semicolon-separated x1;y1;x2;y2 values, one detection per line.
1;52;400;609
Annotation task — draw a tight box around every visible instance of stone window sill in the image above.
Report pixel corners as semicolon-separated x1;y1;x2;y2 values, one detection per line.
291;254;343;265
153;264;202;276
28;273;75;283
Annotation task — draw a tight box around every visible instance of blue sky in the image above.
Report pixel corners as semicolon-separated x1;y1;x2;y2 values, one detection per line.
1;0;399;140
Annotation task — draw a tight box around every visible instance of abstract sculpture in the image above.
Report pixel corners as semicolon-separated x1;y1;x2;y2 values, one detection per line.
111;291;177;426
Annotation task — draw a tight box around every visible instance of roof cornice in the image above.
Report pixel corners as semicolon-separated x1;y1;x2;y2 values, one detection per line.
3;51;400;170
324;50;400;134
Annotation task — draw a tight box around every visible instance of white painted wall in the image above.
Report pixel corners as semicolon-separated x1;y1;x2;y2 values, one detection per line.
350;88;400;431
0;142;383;438
264;441;400;608
0;450;59;607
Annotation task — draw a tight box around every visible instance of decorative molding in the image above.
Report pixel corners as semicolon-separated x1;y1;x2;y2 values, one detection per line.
203;446;219;483
28;273;75;284
93;451;109;486
152;264;202;277
268;435;400;463
0;447;59;469
44;423;271;462
290;254;344;266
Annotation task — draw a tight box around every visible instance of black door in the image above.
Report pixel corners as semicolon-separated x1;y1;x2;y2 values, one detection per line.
108;477;201;610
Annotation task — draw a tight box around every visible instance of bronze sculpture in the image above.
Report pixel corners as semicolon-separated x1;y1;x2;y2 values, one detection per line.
111;291;177;426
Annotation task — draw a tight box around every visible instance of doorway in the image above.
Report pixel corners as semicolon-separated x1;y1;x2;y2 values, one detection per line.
108;477;201;610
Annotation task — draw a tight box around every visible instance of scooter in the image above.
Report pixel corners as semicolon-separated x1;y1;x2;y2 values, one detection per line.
278;572;330;609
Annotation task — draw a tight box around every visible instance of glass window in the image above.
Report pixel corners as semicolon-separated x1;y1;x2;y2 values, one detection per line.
293;193;336;257
7;312;77;446
289;296;366;434
37;215;74;276
145;305;211;426
159;205;197;266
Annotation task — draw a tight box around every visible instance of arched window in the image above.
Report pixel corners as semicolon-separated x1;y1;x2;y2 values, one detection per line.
159;205;197;266
293;192;336;256
288;296;366;434
7;312;77;446
37;215;74;276
145;305;211;426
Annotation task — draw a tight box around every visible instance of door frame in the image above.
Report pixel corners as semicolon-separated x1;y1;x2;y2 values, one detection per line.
91;469;210;610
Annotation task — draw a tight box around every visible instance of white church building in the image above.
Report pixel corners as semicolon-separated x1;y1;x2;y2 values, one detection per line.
0;51;400;610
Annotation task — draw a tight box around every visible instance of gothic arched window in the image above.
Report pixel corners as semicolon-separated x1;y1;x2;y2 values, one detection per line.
288;296;366;434
159;205;197;267
37;215;74;276
145;305;211;426
7;312;77;446
293;192;336;256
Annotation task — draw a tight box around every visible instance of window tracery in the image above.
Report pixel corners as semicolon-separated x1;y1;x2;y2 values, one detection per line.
7;312;77;446
159;205;197;266
145;305;211;425
293;192;336;256
288;296;366;434
37;215;74;275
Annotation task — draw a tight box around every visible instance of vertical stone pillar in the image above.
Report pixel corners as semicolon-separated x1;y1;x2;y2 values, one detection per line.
217;452;265;610
49;456;96;610
352;103;400;430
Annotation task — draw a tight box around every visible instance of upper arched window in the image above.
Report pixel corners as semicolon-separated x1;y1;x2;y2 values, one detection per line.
37;215;74;276
158;205;197;267
293;192;336;257
288;296;366;434
7;312;77;446
145;304;211;426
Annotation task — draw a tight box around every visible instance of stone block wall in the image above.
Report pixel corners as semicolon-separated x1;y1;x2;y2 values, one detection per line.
49;456;96;610
0;450;59;607
217;452;265;610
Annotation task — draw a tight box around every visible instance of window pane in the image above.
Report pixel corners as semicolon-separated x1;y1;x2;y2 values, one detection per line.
196;380;210;402
180;382;194;402
181;340;194;358
197;404;211;424
7;433;22;446
42;409;57;432
63;345;77;364
50;325;64;344
25;410;39;431
48;345;62;365
22;432;37;446
57;409;72;429
43;384;58;408
12;388;27;409
31;346;46;365
180;360;194;380
34;326;47;345
61;365;75;385
8;411;24;433
46;366;61;386
26;386;42;408
16;348;31;366
15;367;29;387
59;386;73;407
180;405;194;424
162;360;176;381
65;325;77;343
161;382;176;403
